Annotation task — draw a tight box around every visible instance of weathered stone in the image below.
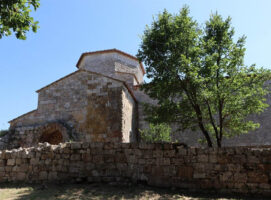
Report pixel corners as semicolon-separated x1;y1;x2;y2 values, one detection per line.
163;150;175;157
177;166;193;180
209;154;217;163
30;158;39;165
156;158;170;166
139;143;154;150
248;172;269;183
233;173;247;183
193;173;206;179
153;150;163;158
71;143;81;150
197;155;208;163
39;171;48;180
220;172;233;182
70;154;81;161
1;142;271;196
7;159;15;166
16;172;26;181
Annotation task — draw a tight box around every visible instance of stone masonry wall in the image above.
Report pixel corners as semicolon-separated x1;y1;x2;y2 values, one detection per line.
1;142;271;196
133;82;271;147
9;70;137;146
79;52;144;84
121;88;137;142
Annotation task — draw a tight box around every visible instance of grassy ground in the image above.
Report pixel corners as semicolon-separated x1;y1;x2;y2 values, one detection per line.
0;183;266;200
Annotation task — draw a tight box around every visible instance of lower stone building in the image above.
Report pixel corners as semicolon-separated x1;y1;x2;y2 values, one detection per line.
2;49;271;149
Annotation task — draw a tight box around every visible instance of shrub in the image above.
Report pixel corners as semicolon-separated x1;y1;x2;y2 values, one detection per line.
0;130;9;137
139;123;171;143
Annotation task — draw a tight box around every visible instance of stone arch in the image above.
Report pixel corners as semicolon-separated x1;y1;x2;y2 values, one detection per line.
39;123;69;145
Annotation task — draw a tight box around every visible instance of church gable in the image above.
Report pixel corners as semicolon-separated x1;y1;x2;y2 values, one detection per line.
8;68;138;147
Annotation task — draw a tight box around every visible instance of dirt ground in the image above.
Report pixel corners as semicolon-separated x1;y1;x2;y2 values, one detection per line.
0;183;267;200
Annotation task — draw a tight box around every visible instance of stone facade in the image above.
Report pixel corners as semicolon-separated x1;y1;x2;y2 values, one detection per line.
3;48;271;148
7;49;142;148
1;142;271;196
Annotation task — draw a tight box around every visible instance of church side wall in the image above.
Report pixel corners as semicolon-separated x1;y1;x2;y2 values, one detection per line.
8;70;126;147
10;71;89;130
138;81;271;147
84;77;123;143
121;88;137;142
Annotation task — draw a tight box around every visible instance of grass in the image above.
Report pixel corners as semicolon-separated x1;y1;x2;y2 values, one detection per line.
0;183;266;200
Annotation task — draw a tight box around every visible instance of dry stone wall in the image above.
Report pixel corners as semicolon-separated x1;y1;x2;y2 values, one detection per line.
1;142;271;196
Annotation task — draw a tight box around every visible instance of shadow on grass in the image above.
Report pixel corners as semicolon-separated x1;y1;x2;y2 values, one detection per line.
0;182;269;200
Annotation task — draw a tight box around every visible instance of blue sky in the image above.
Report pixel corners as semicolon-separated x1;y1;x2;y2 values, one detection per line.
1;0;271;129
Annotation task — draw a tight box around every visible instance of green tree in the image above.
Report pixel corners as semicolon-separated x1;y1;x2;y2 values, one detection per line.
137;6;271;147
140;123;171;143
0;0;40;40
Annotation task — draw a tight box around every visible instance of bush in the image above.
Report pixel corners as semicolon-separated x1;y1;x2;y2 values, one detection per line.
0;130;9;137
139;123;171;143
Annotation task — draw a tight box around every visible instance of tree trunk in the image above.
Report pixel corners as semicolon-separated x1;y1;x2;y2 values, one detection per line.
198;122;213;147
217;138;221;147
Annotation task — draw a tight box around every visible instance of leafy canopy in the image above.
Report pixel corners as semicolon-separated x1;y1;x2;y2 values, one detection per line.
137;6;271;147
0;0;40;40
140;123;171;143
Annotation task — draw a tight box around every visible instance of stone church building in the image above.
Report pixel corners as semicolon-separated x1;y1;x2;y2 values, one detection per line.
3;49;271;149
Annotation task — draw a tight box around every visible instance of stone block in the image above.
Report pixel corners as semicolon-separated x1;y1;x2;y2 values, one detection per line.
248;172;268;183
220;172;233;182
82;142;90;149
156;158;170;166
82;153;92;162
233;173;247;183
91;170;99;177
153;150;163;158
171;158;184;165
163;150;175;157
177;166;193;179
151;166;164;177
71;142;81;150
139;143;154;150
16;172;26;181
197;155;208;163
30;158;39;165
93;155;104;164
45;159;51;165
70;154;81;161
193;173;206;179
177;148;187;156
104;155;114;163
7;159;15;166
39;171;48;180
0;167;4;172
163;166;176;176
15;158;22;165
0;160;4;167
247;156;260;163
209;154;217;163
259;183;270;190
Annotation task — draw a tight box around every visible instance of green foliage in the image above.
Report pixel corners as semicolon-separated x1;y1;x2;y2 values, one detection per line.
140;123;171;143
0;129;9;137
137;6;271;147
0;0;40;40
